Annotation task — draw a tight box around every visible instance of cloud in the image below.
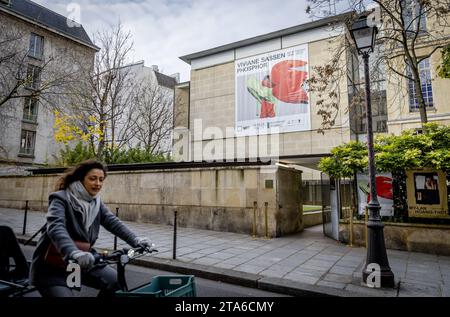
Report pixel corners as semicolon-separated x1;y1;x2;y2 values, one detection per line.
33;0;310;82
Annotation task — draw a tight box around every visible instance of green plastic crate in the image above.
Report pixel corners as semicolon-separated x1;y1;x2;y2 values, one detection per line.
116;275;196;297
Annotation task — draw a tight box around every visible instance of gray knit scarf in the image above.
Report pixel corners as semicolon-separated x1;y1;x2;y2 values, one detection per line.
66;181;100;232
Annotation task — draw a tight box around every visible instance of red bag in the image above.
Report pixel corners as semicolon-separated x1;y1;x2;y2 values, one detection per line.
44;241;91;269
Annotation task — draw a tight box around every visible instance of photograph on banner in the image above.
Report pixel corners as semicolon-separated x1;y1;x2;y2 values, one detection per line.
406;169;449;218
235;44;311;136
357;173;393;217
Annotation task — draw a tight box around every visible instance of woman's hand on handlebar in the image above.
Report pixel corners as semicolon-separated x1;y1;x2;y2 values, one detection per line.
133;236;153;250
70;250;95;269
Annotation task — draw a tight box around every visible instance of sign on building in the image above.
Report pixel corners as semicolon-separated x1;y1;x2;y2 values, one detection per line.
406;169;449;218
235;44;311;136
357;173;394;217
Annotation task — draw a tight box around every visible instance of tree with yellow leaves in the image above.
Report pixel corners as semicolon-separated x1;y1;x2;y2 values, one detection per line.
53;110;104;156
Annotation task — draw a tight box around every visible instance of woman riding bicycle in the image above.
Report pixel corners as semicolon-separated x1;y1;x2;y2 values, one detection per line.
29;159;152;297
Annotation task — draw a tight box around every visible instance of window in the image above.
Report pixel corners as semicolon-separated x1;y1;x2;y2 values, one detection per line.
23;97;38;123
347;47;388;135
376;120;387;132
401;0;427;34
28;33;44;59
26;65;41;89
408;58;433;111
19;130;36;156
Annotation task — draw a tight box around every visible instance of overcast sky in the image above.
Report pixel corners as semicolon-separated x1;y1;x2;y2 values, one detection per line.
34;0;313;82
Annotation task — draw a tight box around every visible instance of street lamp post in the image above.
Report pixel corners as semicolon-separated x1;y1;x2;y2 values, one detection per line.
349;15;395;288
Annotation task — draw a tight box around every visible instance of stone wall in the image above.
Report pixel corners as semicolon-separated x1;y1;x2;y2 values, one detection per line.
0;165;303;237
340;221;450;256
304;211;323;228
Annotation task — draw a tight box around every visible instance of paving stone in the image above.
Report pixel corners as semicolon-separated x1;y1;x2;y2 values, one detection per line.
323;273;354;284
345;284;397;297
207;252;237;260
316;280;347;290
329;265;357;275
233;264;266;274
303;259;336;269
405;272;442;283
297;264;330;274
398;281;442;297
292;267;326;278
213;262;238;270
313;254;342;262
335;261;362;269
222;257;251;266
283;272;321;285
259;269;288;278
441;285;450;297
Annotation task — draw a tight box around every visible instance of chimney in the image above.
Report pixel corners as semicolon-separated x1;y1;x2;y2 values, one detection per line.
151;65;159;72
170;73;180;83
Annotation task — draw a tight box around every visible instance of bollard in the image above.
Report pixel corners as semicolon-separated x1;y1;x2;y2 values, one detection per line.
264;202;269;239
22;200;29;235
252;201;257;238
113;207;119;250
349;208;353;247
173;210;178;260
365;206;368;248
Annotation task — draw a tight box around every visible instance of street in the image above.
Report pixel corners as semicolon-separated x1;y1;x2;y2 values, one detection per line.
20;245;289;297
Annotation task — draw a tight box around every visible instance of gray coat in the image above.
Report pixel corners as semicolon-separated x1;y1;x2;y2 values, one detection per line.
30;190;138;287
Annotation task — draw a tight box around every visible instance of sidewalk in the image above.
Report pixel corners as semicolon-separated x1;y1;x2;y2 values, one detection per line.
2;207;450;297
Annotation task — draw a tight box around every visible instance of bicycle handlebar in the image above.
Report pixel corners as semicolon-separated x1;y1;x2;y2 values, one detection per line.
93;244;158;266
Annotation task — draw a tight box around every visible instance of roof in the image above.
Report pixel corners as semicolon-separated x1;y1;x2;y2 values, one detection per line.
155;71;177;89
180;12;353;64
0;0;99;50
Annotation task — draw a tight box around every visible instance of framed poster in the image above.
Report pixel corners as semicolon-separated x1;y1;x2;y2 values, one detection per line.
357;173;394;217
406;169;449;218
235;44;311;136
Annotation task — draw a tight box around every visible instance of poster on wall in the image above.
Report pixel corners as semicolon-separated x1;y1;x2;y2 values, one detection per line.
406;169;449;218
357;173;394;217
235;44;311;136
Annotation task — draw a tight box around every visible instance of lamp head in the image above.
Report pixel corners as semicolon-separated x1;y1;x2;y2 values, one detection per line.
349;14;378;55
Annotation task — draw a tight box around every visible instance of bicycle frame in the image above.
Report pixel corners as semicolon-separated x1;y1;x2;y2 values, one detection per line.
91;246;157;293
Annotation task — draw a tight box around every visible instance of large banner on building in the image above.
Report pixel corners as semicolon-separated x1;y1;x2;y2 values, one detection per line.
235;44;311;136
406;169;449;218
357;173;394;217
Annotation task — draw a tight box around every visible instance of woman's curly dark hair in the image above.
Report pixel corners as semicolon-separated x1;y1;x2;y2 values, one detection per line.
55;160;108;191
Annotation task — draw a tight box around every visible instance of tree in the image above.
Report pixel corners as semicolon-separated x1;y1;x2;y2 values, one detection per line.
62;22;175;160
438;44;450;78
319;123;450;178
68;22;136;159
0;18;84;109
131;83;174;155
306;0;450;130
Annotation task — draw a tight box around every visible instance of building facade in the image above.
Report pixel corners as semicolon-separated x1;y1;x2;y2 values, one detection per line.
174;10;450;177
173;13;355;178
172;6;450;249
0;0;98;167
104;61;179;155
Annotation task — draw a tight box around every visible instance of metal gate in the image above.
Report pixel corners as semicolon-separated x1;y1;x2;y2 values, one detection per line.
321;173;339;240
